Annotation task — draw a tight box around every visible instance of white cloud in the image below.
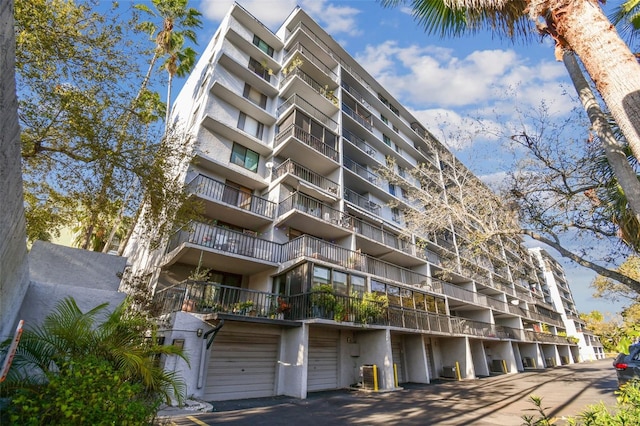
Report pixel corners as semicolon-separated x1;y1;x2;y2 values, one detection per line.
300;0;362;36
199;0;296;28
199;0;361;35
355;41;569;113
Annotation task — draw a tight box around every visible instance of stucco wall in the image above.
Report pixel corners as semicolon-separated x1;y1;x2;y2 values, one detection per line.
0;0;30;341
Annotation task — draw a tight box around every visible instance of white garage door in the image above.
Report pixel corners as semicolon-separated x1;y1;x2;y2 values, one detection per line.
204;332;279;401
308;334;339;392
391;337;405;384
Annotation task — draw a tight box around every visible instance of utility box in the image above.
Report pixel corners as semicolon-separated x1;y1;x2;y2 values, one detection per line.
361;364;379;390
490;360;506;374
442;365;457;379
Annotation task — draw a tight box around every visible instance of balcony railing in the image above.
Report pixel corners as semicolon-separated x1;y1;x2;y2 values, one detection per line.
283;42;338;81
525;330;573;344
342;103;372;131
344;188;381;216
278;192;353;231
187;174;276;219
343;156;381;185
153;282;528;342
281;234;365;271
275;123;339;162
273;159;339;196
166;222;282;263
280;67;338;106
343;129;377;157
277;94;338;131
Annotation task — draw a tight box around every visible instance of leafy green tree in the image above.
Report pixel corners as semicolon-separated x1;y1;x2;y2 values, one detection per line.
0;298;188;423
16;0;198;252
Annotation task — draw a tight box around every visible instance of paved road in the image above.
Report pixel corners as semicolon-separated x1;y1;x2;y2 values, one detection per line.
164;359;618;426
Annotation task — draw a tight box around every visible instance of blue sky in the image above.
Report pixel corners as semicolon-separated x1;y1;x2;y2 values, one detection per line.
186;0;625;317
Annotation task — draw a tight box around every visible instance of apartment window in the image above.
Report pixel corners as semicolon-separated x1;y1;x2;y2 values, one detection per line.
230;143;259;172
378;93;389;107
393;125;399;133
388;183;396;196
253;35;274;57
391;207;401;223
383;134;391;147
312;265;331;288
237;112;264;139
390;105;400;116
381;114;388;125
243;84;267;109
350;275;365;295
398;166;406;178
248;57;270;82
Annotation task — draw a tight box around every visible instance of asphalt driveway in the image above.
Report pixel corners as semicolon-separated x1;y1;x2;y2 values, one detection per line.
161;358;618;426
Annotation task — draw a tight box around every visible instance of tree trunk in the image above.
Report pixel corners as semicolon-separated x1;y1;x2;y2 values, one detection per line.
562;50;640;221
553;0;640;163
165;73;173;128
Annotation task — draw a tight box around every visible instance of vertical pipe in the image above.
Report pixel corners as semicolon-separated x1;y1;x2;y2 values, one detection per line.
197;338;208;389
393;363;398;388
454;361;461;381
373;364;378;391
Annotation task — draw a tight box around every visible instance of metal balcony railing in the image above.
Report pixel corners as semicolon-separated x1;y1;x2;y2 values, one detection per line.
273;159;339;196
343;188;381;216
280;67;338;106
283;42;338;80
166;222;282;263
277;94;338;131
343;129;377;157
275;123;339;162
153;282;556;344
278;192;353;231
342;103;372;131
343;156;381;185
187;174;276;219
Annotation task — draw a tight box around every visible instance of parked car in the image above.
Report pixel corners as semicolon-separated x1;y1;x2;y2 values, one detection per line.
613;343;640;386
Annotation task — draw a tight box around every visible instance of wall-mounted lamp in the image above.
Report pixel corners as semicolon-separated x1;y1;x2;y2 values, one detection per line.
196;328;203;338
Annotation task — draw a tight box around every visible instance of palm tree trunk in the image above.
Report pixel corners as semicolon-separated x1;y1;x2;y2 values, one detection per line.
165;73;173;129
554;0;640;164
562;50;640;221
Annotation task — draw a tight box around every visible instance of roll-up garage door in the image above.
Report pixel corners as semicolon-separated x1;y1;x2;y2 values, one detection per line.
308;332;339;392
204;332;279;401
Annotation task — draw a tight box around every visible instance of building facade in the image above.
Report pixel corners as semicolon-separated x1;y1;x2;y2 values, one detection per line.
125;4;588;402
529;248;605;361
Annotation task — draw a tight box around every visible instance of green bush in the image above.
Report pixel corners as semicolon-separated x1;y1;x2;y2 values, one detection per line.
523;380;640;426
0;297;188;425
7;357;160;425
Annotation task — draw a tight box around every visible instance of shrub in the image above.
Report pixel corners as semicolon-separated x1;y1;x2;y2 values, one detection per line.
7;357;160;425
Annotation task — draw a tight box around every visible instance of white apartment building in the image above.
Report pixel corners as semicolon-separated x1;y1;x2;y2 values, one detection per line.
529;248;605;361
125;3;588;402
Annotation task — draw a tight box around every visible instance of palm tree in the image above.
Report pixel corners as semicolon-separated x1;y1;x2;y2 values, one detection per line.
382;0;640;197
98;0;201;254
561;50;640;225
1;298;187;404
135;0;202;125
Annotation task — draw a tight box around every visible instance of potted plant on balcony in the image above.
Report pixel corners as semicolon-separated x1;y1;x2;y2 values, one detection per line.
358;292;389;325
276;297;291;320
334;300;346;322
311;284;336;319
234;300;254;315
